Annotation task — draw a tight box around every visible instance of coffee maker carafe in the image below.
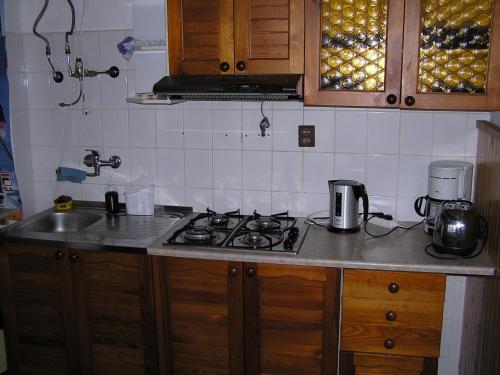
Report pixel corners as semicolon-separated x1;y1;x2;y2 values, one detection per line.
328;180;369;233
414;160;473;234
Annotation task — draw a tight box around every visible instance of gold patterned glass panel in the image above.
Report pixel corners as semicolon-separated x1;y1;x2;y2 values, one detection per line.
418;0;492;94
320;0;388;91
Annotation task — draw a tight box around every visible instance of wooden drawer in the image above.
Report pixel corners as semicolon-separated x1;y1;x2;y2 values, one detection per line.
343;270;445;302
341;323;441;357
342;297;443;330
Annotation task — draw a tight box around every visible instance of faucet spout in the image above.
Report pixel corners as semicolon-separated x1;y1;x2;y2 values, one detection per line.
83;149;121;177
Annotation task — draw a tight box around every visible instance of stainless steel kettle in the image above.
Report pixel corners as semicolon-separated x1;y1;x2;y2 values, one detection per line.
432;200;488;256
327;180;369;233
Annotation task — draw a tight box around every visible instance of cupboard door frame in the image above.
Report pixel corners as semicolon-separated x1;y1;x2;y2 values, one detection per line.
0;243;79;374
401;0;500;110
304;0;404;107
72;251;159;375
168;0;235;74
234;0;304;74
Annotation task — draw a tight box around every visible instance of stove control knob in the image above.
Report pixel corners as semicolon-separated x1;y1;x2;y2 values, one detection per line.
284;227;300;249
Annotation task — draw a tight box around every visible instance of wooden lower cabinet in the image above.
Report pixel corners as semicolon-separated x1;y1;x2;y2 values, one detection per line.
0;243;157;375
152;257;341;375
340;270;445;375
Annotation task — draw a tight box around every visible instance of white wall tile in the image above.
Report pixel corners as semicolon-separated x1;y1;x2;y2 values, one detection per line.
272;192;302;217
213;110;242;150
33;181;56;212
130;148;157;185
396;197;424;222
11;110;31;148
242;190;272;215
129;109;156;147
400;111;434;155
272;110;303;151
55;181;82;200
184;110;212;149
185;149;212;189
133;51;167;93
156;109;184;148
26;72;51;109
99;30;128;69
8;72;28;110
302;193;329;217
367;110;400;154
6;34;26;73
214;190;242;213
157;149;185;187
156;187;186;206
81;183;105;201
78;32;101;70
133;0;166;40
28;110;52;146
77;110;103;147
335;109;367;153
50;76;74;109
366;154;398;196
303;153;333;194
52;109;79;146
13;146;34;186
102;147;130;185
242;110;272;150
242;151;272;191
31;146;57;182
368;196;396;217
101;73;128;109
186;188;213;211
272;152;302;193
102;109;129;147
334;153;366;182
303;109;335;152
213;150;241;189
397;155;431;197
433;112;468;156
466;112;489;158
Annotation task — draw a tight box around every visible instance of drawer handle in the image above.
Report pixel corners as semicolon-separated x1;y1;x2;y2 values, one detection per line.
246;267;256;277
388;282;399;294
384;338;395;349
228;267;238;276
385;310;397;321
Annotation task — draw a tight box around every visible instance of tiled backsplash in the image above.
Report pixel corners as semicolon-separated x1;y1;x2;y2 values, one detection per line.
6;3;489;218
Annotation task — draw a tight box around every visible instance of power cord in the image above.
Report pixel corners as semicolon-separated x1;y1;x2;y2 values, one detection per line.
364;214;424;238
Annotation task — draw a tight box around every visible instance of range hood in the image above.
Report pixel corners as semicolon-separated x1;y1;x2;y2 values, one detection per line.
152;74;302;102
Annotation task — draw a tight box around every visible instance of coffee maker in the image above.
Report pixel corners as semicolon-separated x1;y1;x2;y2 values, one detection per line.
415;160;473;234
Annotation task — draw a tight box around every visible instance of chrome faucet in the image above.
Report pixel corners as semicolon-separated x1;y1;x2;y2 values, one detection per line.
83;149;121;177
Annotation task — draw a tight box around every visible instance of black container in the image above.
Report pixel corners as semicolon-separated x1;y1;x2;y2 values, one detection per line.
105;191;120;214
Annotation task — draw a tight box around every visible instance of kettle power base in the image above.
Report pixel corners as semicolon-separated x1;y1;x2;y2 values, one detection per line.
327;225;360;234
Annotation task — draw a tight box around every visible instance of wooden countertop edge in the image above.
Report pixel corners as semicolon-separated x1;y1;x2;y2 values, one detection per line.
477;120;500;140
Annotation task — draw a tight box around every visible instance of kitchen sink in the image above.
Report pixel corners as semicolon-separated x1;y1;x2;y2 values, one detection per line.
18;211;103;233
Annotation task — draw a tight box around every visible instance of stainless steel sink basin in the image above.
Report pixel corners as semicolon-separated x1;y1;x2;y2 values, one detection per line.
18;211;103;233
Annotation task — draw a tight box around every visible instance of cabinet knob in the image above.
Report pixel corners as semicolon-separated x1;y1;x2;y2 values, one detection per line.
245;267;256;277
388;282;399;294
385;310;397;321
69;253;80;263
386;94;397;104
220;62;230;72
54;250;65;260
228;267;238;276
404;96;415;106
384;338;395;349
236;61;246;71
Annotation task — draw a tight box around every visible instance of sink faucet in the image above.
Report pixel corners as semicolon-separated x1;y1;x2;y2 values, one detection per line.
83;149;121;177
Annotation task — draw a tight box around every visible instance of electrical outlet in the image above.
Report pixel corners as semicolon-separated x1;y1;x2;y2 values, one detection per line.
298;125;315;147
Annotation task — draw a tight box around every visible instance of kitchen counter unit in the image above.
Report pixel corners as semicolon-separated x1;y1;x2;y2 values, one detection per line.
149;222;495;276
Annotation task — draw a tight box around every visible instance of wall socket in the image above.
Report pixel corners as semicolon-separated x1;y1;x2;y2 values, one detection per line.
298;125;315;147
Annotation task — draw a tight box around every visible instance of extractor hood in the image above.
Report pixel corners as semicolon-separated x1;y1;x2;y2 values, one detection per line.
152;74;302;102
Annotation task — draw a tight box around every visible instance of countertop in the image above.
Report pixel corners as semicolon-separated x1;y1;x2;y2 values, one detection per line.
149;220;495;276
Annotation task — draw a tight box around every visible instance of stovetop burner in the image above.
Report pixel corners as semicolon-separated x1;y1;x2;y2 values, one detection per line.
165;208;309;254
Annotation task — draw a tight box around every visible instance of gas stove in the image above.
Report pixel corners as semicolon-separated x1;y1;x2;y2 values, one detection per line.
164;208;309;254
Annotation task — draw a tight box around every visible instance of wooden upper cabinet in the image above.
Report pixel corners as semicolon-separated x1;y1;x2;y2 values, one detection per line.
168;0;235;74
401;0;500;110
304;0;405;107
305;0;500;110
168;0;304;75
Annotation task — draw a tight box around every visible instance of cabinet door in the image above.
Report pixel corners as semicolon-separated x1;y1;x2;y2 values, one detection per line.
304;0;405;107
0;244;78;374
401;0;500;110
71;251;158;375
168;0;235;74
153;257;244;375
234;0;304;74
244;263;340;375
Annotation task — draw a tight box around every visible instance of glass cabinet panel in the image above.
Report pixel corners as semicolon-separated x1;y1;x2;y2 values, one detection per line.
417;0;492;94
320;0;388;91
